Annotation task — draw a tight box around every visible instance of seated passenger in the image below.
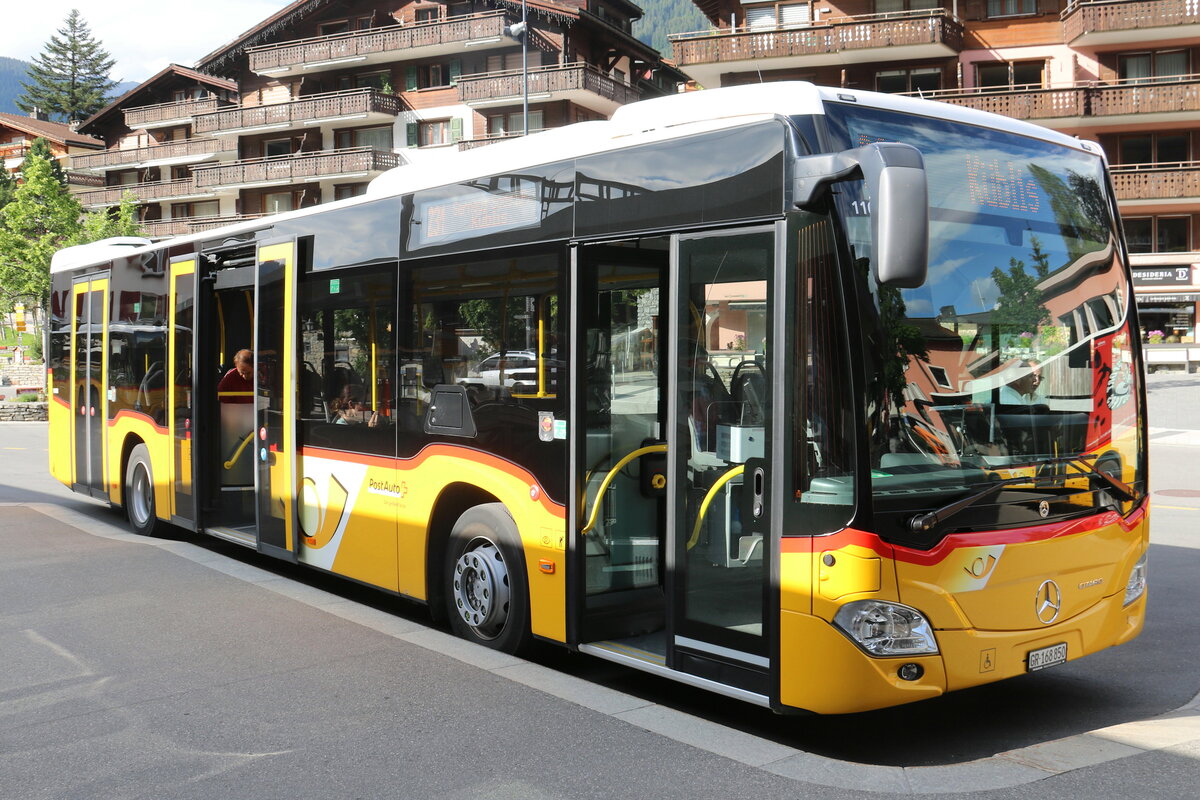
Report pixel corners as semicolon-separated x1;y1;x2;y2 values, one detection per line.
331;383;379;427
999;360;1042;405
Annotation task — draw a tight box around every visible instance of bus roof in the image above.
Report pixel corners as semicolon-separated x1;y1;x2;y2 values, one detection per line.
52;82;1099;275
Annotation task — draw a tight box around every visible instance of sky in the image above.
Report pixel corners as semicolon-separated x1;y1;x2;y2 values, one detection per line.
2;1;292;83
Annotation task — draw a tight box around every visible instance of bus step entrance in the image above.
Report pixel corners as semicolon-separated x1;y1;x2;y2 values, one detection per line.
204;525;257;549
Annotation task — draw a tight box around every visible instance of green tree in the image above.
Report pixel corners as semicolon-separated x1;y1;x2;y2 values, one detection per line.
0;169;15;211
23;137;65;185
75;190;142;243
0;149;82;313
17;9;117;122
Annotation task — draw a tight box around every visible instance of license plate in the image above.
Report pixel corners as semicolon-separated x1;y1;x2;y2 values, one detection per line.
1027;642;1068;672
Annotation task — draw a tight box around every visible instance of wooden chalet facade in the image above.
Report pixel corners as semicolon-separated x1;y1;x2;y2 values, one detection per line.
0;113;103;183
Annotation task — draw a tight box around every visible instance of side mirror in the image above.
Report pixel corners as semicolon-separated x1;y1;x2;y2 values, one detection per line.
792;142;929;288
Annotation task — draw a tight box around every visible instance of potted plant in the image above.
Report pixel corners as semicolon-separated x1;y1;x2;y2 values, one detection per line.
1147;329;1164;344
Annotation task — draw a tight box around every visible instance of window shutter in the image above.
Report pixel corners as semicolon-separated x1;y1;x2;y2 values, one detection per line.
745;7;777;29
779;4;811;27
405;66;418;91
449;59;462;85
450;117;463;143
406;123;419;148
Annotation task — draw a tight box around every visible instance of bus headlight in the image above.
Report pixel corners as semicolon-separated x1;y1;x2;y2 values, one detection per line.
833;600;938;656
1123;552;1148;607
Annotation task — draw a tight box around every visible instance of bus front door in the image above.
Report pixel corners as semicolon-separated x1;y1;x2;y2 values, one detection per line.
668;229;774;691
254;239;299;562
71;275;109;499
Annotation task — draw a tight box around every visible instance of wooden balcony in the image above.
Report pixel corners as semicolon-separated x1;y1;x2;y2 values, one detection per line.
140;214;264;238
123;98;222;129
1111;162;1200;204
76;178;215;208
72;138;230;172
457;63;640;115
66;171;104;187
922;75;1200;127
191;147;401;189
1063;1;1200;48
248;12;513;77
457;132;523;151
193;89;401;136
670;9;963;89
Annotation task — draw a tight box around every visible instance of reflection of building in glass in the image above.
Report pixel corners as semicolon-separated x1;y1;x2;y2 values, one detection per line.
670;0;1200;344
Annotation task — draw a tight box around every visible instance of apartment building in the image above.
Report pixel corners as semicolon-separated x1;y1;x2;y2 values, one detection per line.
0;112;102;180
72;0;683;239
670;0;1200;343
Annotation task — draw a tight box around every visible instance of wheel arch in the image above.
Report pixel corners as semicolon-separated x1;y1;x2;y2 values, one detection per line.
425;483;507;622
116;432;146;509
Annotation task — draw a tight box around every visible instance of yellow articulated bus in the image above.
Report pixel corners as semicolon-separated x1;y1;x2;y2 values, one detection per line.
48;83;1148;714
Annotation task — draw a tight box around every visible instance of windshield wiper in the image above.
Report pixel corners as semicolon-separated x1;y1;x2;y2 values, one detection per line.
908;476;1039;534
990;454;1138;504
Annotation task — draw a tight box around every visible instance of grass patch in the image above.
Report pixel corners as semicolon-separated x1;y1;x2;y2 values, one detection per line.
15;393;40;402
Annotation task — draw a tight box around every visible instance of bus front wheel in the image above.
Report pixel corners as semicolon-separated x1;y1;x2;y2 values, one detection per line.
444;504;531;655
125;444;164;537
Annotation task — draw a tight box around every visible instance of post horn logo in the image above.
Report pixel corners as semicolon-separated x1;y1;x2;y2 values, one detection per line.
1035;579;1062;625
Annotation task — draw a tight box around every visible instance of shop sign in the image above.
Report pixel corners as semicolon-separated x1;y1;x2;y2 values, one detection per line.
1132;266;1193;286
1139;294;1196;303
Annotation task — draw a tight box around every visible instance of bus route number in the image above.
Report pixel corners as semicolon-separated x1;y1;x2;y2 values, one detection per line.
850;200;872;216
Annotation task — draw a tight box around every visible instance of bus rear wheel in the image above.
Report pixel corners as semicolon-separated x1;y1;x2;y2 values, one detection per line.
444;504;531;655
125;444;164;537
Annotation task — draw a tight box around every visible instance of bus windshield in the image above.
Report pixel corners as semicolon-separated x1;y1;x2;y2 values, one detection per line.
822;103;1146;542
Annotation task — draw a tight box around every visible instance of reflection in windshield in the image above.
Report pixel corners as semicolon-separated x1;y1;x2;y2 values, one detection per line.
822;104;1146;536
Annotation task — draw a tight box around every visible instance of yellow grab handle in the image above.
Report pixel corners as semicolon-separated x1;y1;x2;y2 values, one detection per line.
580;444;668;535
224;431;256;470
687;464;745;551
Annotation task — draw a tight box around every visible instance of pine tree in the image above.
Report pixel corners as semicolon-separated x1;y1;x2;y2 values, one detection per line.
0;148;83;312
23;137;66;186
17;10;117;123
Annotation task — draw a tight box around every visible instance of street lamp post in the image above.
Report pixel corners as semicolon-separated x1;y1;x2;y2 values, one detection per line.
505;0;529;136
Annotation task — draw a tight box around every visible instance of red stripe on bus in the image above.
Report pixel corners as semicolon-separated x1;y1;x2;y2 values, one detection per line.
781;499;1147;565
300;442;567;519
105;408;168;433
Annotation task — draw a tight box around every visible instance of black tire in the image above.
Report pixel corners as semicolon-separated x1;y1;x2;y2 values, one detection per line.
125;443;165;537
444;503;532;655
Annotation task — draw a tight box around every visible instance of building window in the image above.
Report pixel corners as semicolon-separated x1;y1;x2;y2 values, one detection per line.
357;16;373;30
404;60;461;90
264;191;294;214
318;20;351;36
420;119;452;146
987;0;1036;17
876;67;941;94
334;184;368;201
1119;50;1189;83
335;126;394;150
264;139;292;158
488;109;545;136
1125;217;1192;253
1118;133;1189;165
486;51;542;73
875;0;940;11
172;200;219;219
416;7;440;22
744;2;811;29
977;60;1044;90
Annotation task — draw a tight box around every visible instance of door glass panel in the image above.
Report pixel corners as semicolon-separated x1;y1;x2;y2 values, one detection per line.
581;242;668;598
73;289;89;486
256;244;293;555
677;232;772;644
173;267;195;518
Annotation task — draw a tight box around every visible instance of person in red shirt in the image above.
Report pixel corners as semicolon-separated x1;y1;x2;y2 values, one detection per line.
217;349;254;403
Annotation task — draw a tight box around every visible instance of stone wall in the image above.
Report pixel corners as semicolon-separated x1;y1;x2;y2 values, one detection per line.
0;401;48;421
1;364;46;390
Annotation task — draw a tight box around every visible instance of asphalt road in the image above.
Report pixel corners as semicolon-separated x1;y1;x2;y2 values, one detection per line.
1;372;1197;798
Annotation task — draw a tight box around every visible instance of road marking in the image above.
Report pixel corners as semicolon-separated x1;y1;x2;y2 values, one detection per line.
21;500;1200;795
1152;504;1200;511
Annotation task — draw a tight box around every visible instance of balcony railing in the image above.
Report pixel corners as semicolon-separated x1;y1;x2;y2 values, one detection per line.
191;147;401;188
194;89;402;135
456;62;641;107
248;12;512;74
918;75;1200;122
124;98;221;128
457;132;524;151
139;214;264;237
66;171;105;187
1;145;29;162
1111;162;1200;201
669;9;964;67
1063;0;1200;43
76;178;211;207
72;138;228;171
